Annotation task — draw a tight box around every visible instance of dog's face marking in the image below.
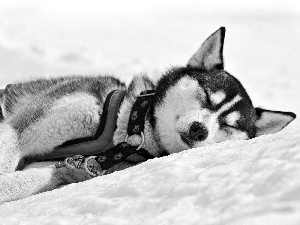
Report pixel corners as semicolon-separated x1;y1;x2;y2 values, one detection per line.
153;75;252;153
225;111;240;127
210;91;226;105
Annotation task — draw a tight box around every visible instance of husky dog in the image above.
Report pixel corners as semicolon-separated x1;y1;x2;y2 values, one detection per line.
0;27;296;203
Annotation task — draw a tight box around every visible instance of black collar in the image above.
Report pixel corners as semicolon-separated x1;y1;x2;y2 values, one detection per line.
56;90;156;177
90;90;156;173
127;90;155;139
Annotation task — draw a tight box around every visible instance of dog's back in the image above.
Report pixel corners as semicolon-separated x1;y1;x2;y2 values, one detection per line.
0;75;125;173
2;76;125;119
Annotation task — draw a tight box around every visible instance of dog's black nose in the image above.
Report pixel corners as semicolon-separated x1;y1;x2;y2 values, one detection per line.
189;122;208;142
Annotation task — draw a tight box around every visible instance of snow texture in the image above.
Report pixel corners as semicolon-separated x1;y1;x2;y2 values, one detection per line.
1;128;300;225
1;1;300;224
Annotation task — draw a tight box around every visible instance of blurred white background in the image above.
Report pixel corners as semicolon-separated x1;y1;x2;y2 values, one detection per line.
0;0;300;112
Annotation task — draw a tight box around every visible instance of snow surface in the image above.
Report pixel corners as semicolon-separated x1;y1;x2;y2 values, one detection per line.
1;1;300;224
1;128;300;225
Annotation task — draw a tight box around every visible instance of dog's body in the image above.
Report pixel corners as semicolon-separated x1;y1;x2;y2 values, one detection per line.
0;27;296;203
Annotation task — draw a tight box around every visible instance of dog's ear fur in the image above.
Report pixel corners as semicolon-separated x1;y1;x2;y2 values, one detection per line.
254;108;296;136
126;75;155;98
187;27;225;71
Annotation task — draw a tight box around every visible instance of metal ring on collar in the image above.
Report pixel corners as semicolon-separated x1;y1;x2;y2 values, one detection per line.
124;132;145;150
83;156;106;177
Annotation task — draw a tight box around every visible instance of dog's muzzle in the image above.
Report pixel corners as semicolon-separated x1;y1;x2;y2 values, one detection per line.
180;121;208;146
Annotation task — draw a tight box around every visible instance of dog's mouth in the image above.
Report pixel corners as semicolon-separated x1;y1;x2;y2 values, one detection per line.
180;133;194;148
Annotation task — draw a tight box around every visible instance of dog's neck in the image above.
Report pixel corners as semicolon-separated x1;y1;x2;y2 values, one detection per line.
113;93;162;159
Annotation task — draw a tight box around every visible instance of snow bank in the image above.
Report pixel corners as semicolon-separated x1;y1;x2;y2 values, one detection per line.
1;122;300;225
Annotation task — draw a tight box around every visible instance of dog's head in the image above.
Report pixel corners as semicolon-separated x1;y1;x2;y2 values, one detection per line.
150;27;296;154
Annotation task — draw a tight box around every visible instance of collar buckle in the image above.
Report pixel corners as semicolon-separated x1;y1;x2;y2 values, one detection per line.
83;156;106;177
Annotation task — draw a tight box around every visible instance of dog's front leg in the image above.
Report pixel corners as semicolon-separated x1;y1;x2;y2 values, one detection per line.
0;160;137;204
0;162;91;204
0;123;22;174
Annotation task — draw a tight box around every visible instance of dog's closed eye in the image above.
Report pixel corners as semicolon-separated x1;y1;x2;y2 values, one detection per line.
222;123;237;129
222;111;241;129
203;90;212;106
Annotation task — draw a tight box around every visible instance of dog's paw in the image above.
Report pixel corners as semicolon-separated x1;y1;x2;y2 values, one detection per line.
56;165;92;184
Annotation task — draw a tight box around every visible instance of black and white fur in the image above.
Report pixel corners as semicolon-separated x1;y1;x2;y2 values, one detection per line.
0;27;296;203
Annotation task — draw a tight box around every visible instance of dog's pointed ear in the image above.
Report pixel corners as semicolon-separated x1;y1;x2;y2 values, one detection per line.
254;108;296;136
187;27;225;71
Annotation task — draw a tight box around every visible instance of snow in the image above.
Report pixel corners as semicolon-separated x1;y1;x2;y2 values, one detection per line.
1;0;300;224
1;129;300;224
